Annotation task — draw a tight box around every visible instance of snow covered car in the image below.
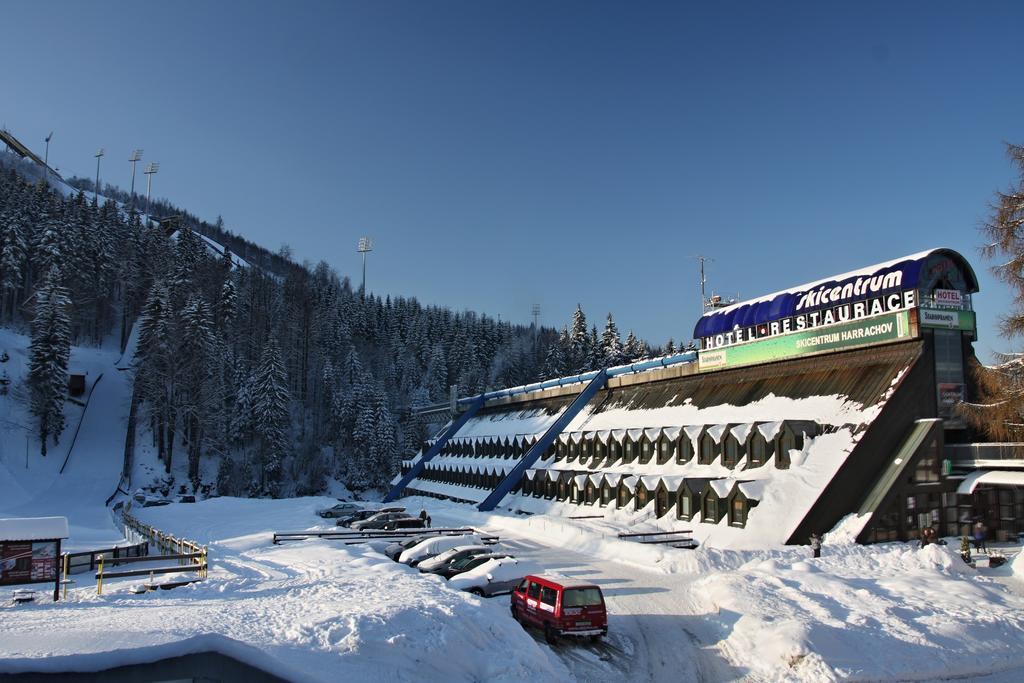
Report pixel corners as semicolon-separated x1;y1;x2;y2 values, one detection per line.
318;502;363;518
511;574;607;643
417;544;492;573
447;557;540;597
350;512;415;531
384;533;442;561
398;534;483;566
430;552;510;579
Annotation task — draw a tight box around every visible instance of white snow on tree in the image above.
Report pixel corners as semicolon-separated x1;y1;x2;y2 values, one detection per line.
28;266;71;456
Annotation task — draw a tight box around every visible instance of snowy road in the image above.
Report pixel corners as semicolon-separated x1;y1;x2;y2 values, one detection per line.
498;535;719;682
426;507;738;682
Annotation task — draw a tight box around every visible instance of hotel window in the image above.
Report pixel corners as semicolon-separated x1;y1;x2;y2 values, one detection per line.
659;437;675;464
749;434;767;467
699;433;717;464
723;437;739;469
934;329;965;420
912;438;940;484
678;492;692;520
624;440;636;463
677;437;694;464
731;498;747;527
640;439;654;464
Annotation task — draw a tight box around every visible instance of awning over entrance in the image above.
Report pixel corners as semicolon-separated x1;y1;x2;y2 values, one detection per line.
957;470;1024;494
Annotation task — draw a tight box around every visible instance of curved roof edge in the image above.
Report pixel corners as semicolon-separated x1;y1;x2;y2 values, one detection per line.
694;247;979;340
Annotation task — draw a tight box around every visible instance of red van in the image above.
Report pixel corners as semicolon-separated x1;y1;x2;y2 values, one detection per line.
510;574;607;643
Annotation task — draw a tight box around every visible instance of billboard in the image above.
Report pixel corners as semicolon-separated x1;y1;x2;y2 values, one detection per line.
699;311;912;372
1;541;58;585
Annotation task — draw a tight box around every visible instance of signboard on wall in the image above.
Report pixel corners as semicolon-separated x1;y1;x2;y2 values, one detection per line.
698;311;912;372
933;289;964;307
919;308;975;332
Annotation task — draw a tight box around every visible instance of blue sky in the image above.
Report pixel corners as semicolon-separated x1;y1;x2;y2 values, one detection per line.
2;1;1022;358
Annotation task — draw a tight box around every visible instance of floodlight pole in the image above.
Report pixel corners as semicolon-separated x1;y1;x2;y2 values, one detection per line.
43;132;53;185
144;162;159;219
94;148;105;202
129;149;143;208
357;237;373;295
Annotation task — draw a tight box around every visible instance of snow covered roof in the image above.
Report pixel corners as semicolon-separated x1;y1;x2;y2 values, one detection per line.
738;481;767;501
957;470;1024;495
644;428;663;442
757;421;784;441
708;479;734;498
627;428;645;442
731;423;754;444
706;424;728;444
0;516;69;541
663;427;683;441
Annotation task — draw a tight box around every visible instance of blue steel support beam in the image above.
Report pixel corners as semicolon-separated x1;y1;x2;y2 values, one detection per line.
383;396;485;503
477;370;609;512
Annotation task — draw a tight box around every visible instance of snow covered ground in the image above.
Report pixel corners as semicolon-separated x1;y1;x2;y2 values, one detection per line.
5;494;1024;682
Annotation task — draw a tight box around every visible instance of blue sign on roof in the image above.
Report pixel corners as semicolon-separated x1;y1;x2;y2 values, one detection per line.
693;248;978;340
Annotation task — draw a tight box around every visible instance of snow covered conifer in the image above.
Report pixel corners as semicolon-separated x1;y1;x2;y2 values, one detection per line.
251;337;292;493
28;266;71;456
624;330;645;362
600;313;625;367
568;304;590;373
0;211;27;320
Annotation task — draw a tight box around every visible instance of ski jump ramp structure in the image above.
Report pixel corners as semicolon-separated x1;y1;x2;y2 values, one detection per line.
386;248;1019;548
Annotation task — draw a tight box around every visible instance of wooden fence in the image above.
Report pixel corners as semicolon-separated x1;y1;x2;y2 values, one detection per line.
84;510;209;594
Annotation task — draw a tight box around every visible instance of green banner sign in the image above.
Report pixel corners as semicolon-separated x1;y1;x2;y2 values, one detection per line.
699;311;911;371
918;308;975;332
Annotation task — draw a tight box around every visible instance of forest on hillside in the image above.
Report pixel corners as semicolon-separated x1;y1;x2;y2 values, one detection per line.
0;155;661;496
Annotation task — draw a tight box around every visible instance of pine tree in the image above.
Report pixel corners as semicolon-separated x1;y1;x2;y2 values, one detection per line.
568;304;590;373
665;338;676;355
624;330;645;361
28;267;71;456
0;212;27;320
251;338;291;494
600;313;625;367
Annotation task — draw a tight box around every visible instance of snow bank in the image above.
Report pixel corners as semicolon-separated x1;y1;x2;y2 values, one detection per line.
689;543;1024;681
0;497;568;682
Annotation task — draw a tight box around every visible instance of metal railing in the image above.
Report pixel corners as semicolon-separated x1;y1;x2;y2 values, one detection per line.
946;443;1024;463
272;527;498;545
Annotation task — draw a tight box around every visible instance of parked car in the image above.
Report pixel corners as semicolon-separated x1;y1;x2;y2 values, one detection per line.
384;517;426;531
398;534;483;566
318;502;364;519
336;509;378;527
448;557;541;597
417;545;491;573
431;552;510;579
351;512;415;531
384;533;442;561
177;495;196;503
510;574;607;643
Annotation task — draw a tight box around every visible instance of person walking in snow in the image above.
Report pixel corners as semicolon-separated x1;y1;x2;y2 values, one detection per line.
419;508;431;528
809;532;822;558
973;521;988;553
